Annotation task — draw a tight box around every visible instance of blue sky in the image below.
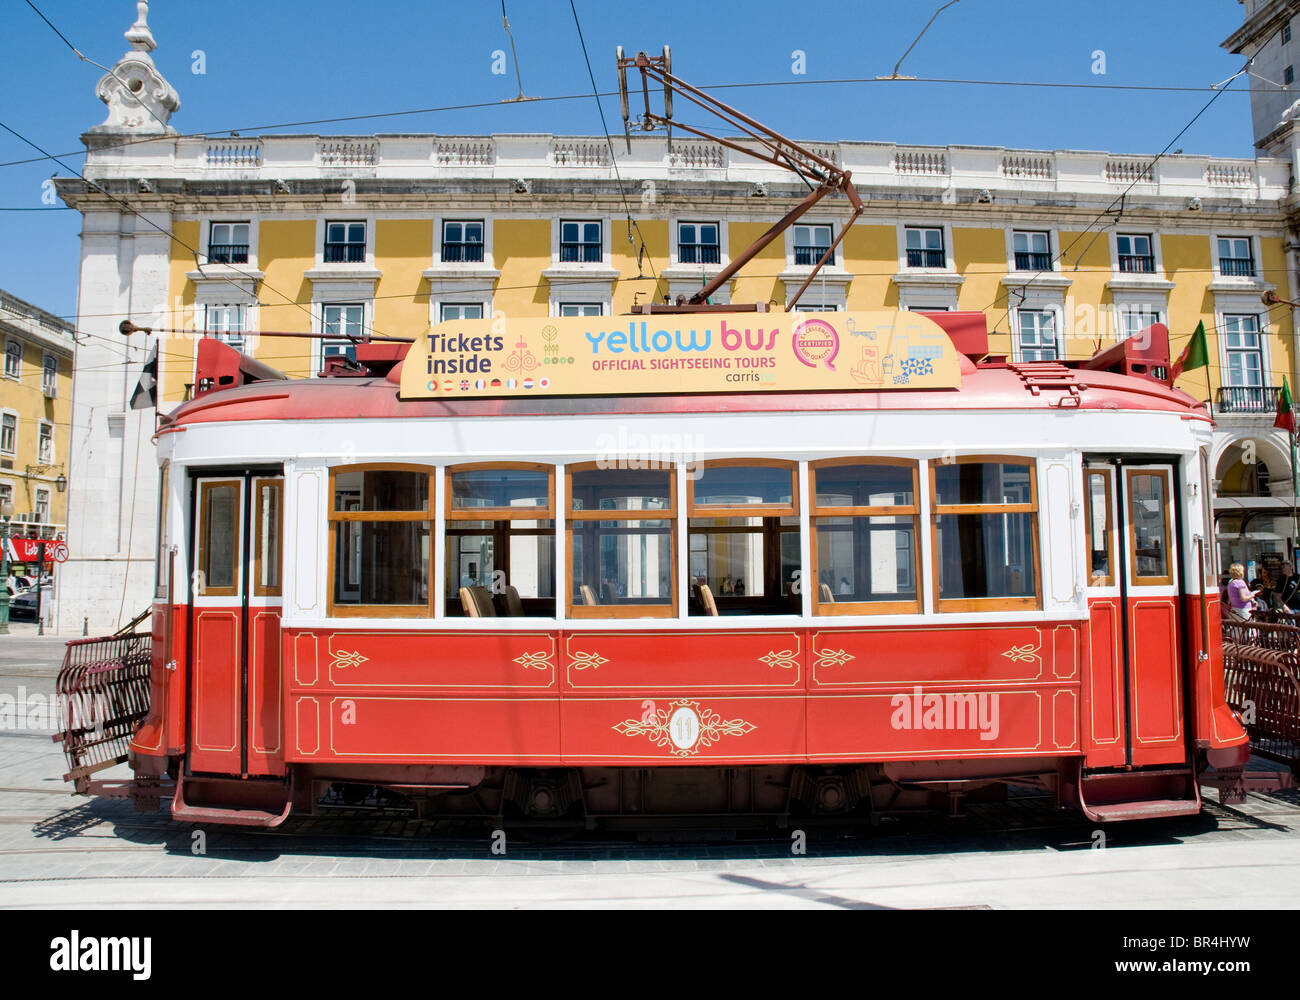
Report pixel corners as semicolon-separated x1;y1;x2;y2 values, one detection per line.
0;0;1261;318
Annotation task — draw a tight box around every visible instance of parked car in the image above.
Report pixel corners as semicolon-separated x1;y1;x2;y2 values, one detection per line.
9;584;52;621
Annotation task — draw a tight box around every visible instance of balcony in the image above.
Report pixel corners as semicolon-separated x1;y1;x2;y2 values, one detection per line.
906;248;945;269
1216;385;1280;414
207;243;249;264
680;244;721;265
440;241;484;263
1014;251;1053;271
1118;254;1156;273
323;243;366;264
1220;257;1257;278
559;244;602;264
794;245;835;266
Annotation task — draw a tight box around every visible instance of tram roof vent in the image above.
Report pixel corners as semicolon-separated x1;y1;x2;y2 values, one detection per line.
193;337;288;398
1079;323;1172;385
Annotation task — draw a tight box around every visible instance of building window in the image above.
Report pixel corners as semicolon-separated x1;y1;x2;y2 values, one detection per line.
322;303;364;363
441;220;485;263
1013;231;1052;271
559;303;602;317
330;466;432;615
1016;308;1060;361
560;220;602;263
0;413;15;455
1223;314;1264;395
1288;66;1296;86
810;459;921;615
1116;234;1155;273
678;222;721;265
1119;306;1162;341
34;489;49;524
204;304;245;351
794;304;838;311
0;482;12;514
41;355;57;395
324;221;367;263
445;464;555;617
440;303;484;322
932;458;1039;610
793;224;834;266
904;227;945;268
1286;22;1294;44
4;341;21;380
1218;236;1256;277
37;422;53;464
567;465;676;618
687;461;799;617
208;222;250;264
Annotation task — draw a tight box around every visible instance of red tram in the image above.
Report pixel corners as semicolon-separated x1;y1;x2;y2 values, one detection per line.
60;306;1249;829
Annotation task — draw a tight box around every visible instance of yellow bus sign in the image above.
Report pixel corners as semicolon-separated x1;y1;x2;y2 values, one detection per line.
398;310;962;399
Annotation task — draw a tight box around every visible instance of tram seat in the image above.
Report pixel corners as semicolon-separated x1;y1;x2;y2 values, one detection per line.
499;584;525;617
692;583;720;616
460;586;497;618
601;582;618;605
580;584;600;606
820;583;835;604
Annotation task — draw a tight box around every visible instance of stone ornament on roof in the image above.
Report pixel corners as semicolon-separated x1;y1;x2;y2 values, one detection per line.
89;1;180;135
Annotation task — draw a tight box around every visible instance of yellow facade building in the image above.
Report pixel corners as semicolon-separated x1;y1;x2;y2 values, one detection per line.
0;290;74;547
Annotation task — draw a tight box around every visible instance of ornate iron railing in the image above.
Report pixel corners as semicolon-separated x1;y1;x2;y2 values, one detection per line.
1221;618;1300;769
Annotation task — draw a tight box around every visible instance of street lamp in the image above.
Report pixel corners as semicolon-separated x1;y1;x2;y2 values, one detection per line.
55;473;67;493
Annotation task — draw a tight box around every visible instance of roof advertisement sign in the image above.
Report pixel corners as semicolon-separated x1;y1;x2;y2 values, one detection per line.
398;310;962;400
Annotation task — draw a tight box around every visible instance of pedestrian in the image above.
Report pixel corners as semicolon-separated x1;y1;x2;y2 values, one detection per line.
1277;561;1300;612
1225;563;1258;621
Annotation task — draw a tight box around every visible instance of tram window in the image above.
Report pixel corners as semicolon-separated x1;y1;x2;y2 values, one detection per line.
1084;469;1114;587
197;479;242;597
931;458;1039;610
1126;469;1173;586
568;465;676;618
686;461;799;616
810;460;920;615
253;478;283;596
329;465;433;616
154;463;171;600
445;464;556;617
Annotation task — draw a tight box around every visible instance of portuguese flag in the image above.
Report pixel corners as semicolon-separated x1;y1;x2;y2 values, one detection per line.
1171;320;1209;380
1276;376;1295;434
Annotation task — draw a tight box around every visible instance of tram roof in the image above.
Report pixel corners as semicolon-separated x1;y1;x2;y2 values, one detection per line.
163;362;1210;430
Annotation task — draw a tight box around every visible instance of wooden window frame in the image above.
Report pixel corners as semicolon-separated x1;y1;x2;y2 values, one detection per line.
565;461;677;620
1083;467;1116;588
196;478;243;599
445;462;555;521
929;455;1041;613
810;457;922;616
252;477;284;598
445;462;556;616
327;464;434;618
1125;467;1174;588
687;458;799;518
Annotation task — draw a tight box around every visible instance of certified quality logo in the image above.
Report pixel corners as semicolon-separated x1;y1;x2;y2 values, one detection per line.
792;318;839;370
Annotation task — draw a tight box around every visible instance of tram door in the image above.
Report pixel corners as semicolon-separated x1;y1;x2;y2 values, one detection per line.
1083;460;1187;769
188;471;285;777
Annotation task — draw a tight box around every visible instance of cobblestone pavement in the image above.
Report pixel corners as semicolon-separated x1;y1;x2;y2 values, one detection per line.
2;635;1299;908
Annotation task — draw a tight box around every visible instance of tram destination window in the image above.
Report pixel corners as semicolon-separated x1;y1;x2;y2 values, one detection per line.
568;465;676;618
445;464;556;617
687;461;799;616
329;466;432;616
932;458;1040;610
811;459;921;615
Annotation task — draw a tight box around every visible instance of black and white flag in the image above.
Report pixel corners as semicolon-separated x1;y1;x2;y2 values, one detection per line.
129;341;158;410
